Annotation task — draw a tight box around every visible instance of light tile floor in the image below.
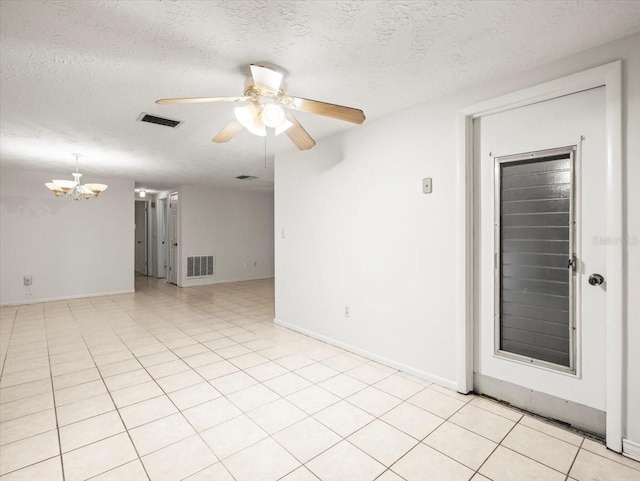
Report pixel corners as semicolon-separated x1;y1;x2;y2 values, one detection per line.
1;277;639;481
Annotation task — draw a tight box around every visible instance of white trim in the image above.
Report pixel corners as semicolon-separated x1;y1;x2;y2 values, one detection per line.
623;439;640;462
135;199;152;277
603;61;624;455
456;60;624;452
274;318;457;390
181;275;274;288
1;289;135;307
460;62;621;119
456;113;474;393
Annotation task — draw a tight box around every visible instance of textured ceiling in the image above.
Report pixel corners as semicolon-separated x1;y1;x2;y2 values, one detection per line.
1;1;639;192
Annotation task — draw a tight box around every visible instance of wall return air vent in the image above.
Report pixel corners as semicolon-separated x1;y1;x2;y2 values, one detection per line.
186;255;215;279
137;113;182;128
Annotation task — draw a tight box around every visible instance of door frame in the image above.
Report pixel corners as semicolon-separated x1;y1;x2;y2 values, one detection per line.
135;199;150;276
456;61;623;451
158;197;168;279
168;192;179;285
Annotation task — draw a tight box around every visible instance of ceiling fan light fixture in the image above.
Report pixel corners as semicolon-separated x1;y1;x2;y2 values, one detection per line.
261;104;286;128
160;63;365;150
234;104;266;137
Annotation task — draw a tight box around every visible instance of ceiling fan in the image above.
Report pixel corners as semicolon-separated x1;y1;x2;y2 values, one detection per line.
156;64;366;151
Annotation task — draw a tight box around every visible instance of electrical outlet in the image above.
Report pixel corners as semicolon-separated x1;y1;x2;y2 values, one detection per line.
422;177;432;194
23;275;32;286
344;306;350;317
281;229;286;239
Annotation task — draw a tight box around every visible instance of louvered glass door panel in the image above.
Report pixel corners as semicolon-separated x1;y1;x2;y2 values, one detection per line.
496;149;574;369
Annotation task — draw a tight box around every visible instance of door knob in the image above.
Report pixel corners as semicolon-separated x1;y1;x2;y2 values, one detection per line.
588;274;605;286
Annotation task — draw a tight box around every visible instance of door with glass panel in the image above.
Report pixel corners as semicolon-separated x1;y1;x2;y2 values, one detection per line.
474;87;607;435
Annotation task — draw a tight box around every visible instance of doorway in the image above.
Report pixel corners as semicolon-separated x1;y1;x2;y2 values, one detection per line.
168;192;178;285
153;196;169;279
473;87;606;435
457;61;623;451
134;200;149;276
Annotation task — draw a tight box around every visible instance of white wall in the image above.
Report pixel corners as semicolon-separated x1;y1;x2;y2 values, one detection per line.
179;185;274;286
275;33;640;443
0;168;134;305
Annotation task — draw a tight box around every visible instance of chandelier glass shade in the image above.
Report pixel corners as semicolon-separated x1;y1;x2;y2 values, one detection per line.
45;154;108;200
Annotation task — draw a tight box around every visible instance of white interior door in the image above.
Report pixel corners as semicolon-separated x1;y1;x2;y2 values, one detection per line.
168;193;178;285
474;87;607;434
158;197;167;279
134;201;147;275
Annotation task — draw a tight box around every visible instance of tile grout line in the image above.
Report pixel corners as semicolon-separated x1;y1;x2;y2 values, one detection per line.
0;308;18;383
123;305;405;479
304;376;471;478
401;392;595;477
375;386;540;477
270;370;437;479
439;403;588;479
135;281;277;478
0;307;63;479
137;290;302;481
44;309;65;480
105;311;238;481
66;307;153;481
494;417;587;476
368;386;478;480
565;437;585;480
123;304;444;476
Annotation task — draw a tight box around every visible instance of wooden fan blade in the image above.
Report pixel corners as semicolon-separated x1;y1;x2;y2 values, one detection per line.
289;97;365;124
156;96;249;105
250;64;283;92
284;112;316;151
212;121;243;143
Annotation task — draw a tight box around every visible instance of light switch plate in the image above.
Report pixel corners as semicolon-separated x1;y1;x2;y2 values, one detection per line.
423;177;432;194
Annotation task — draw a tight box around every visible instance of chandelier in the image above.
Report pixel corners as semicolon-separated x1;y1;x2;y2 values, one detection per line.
45;154;108;200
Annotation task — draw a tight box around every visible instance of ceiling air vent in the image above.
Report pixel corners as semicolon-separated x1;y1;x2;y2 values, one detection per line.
137;113;182;128
235;175;258;180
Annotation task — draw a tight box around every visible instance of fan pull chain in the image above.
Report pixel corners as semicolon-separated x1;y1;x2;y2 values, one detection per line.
264;132;267;169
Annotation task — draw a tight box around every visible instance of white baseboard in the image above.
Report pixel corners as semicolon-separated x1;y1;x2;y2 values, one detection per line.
179;275;274;288
274;318;457;391
623;438;640;462
1;289;135;307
